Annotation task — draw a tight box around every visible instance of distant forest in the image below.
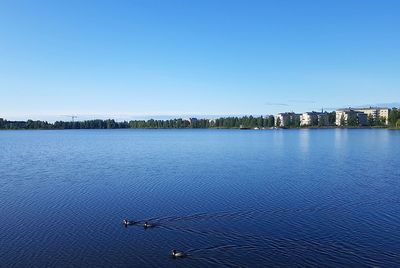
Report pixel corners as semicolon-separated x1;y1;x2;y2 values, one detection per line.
0;116;275;130
1;109;399;129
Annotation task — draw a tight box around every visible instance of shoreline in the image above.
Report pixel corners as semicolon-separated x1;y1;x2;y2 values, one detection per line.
0;127;397;131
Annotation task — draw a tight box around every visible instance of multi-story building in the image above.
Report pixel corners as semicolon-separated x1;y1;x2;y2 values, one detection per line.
336;109;369;126
378;109;390;123
275;112;300;127
300;112;329;126
353;107;390;124
357;113;368;126
300;112;318;126
336;109;355;126
336;107;390;125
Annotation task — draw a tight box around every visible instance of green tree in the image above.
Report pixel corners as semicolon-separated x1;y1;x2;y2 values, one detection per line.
388;108;400;127
340;115;345;126
378;116;386;126
276;117;281;127
293;116;300;127
347;115;358;126
328;112;336;125
368;114;374;126
375;117;383;126
318;117;323;127
257;116;263;128
267;116;275;127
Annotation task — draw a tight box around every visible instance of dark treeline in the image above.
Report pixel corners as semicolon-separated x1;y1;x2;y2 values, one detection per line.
129;118;192;128
0;119;53;130
53;119;129;129
0;118;129;130
213;116;275;128
388;108;400;128
128;116;276;129
0;116;275;130
1;110;399;130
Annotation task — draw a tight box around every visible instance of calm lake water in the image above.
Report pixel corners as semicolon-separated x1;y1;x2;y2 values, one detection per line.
1;129;399;267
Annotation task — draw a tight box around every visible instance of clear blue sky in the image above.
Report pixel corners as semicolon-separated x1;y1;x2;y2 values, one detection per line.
0;0;399;121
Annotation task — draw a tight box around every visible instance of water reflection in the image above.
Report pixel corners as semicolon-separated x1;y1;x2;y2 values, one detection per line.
298;129;310;155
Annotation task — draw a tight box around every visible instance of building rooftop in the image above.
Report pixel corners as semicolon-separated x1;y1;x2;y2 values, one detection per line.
337;107;389;111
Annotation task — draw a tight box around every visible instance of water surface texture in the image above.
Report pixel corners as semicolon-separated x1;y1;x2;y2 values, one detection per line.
1;129;399;267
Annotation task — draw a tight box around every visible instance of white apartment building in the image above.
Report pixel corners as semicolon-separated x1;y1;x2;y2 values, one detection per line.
336;109;356;126
275;112;300;127
300;112;318;126
336;109;369;126
353;107;390;124
300;112;329;126
336;107;390;125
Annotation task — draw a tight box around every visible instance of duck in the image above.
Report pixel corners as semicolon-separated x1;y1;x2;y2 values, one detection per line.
171;249;187;258
143;221;155;228
123;219;135;226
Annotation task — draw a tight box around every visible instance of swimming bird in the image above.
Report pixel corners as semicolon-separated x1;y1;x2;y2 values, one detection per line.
123;219;136;226
143;221;155;228
171;249;187;258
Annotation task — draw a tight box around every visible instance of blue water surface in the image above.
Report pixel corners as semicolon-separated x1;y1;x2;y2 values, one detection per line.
0;129;399;267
